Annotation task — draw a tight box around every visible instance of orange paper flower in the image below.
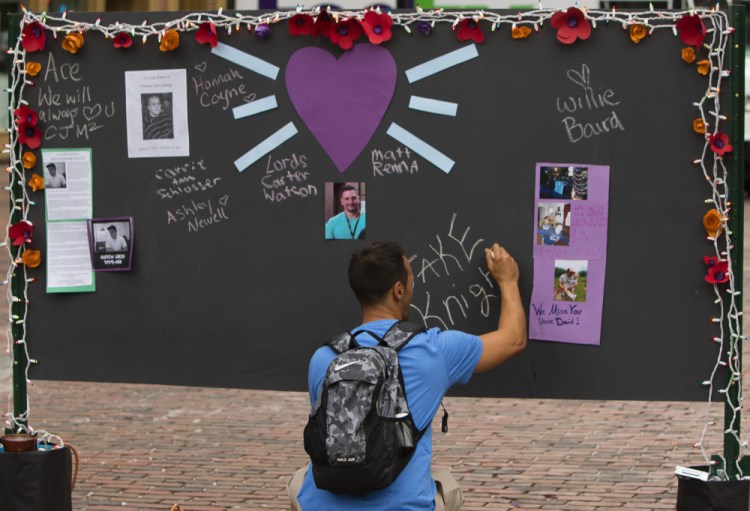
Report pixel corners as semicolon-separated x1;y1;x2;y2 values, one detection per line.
693;118;706;134
21;152;36;169
25;62;41;76
696;59;710;76
682;47;696;64
512;26;532;39
160;30;180;52
21;249;41;268
28;173;44;192
629;24;647;44
703;208;723;238
61;32;84;54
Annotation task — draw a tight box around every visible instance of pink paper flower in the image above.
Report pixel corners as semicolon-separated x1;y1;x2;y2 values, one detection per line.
14;105;38;126
21;22;46;53
708;132;732;156
9;220;34;246
550;7;591;45
676;14;707;48
456;18;484;44
289;14;315;36
113;32;133;49
195;22;218;47
329;19;362;50
361;11;393;45
17;122;42;149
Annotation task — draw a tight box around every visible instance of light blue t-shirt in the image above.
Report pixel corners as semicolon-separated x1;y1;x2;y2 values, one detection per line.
297;319;482;510
325;211;366;239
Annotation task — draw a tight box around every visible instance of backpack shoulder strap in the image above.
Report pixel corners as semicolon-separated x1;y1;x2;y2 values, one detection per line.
325;331;357;354
381;321;427;352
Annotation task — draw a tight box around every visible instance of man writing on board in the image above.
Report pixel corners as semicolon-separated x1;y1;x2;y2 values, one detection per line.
325;184;366;240
288;241;526;510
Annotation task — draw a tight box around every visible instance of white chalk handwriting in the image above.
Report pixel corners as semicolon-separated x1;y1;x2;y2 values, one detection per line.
409;213;497;330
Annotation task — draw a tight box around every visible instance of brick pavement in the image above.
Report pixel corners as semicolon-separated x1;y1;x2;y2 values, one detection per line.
0;198;748;510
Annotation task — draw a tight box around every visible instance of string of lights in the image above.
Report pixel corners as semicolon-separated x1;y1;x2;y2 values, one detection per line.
0;6;740;475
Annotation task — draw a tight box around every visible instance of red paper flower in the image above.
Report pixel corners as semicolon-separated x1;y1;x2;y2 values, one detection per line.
21;22;46;53
704;256;729;284
676;14;707;49
289;14;315;36
17;122;42;149
113;32;133;49
361;10;393;45
314;11;334;39
550;7;591;45
9;220;34;246
708;132;733;156
329;19;362;50
195;22;218;47
14;105;38;126
456;18;484;44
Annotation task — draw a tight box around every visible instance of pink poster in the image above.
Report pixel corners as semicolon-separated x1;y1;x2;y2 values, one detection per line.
529;163;609;345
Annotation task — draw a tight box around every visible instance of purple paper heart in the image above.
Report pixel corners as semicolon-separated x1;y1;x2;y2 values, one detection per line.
286;44;397;173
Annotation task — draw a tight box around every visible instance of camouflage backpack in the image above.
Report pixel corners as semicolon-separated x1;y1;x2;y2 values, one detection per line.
303;321;427;495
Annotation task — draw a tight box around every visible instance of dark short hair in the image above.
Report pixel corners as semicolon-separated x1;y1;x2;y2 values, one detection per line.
348;242;407;308
339;184;358;199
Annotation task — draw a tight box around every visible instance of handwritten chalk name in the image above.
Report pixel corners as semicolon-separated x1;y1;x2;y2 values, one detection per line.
531;302;582;326
372;147;419;176
38;53;115;141
556;64;624;144
409;213;497;330
166;195;230;233
261;153;317;203
192;67;255;110
153;159;223;200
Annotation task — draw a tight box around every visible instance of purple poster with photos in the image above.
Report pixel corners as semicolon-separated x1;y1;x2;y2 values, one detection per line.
529;163;609;345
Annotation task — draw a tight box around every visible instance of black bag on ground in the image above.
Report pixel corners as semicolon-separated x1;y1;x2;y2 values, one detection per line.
304;321;426;495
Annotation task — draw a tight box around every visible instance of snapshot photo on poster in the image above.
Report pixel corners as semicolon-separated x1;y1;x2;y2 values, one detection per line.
87;217;134;272
41;148;93;222
529;163;610;345
125;69;189;158
324;182;366;240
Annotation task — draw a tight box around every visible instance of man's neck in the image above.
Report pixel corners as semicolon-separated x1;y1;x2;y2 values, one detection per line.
344;210;360;219
361;303;402;324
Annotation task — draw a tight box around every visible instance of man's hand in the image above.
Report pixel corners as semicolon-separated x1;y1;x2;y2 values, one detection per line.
485;243;519;287
475;243;527;373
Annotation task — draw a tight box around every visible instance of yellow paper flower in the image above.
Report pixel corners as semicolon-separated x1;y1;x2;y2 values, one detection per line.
629;24;647;44
703;208;723;238
61;32;84;54
512;26;532;39
21;249;41;268
28;173;44;192
21;152;36;169
692;118;706;134
696;59;711;76
160;30;180;52
681;47;696;64
25;62;41;76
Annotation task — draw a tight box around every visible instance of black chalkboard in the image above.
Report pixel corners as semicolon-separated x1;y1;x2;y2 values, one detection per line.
13;8;741;400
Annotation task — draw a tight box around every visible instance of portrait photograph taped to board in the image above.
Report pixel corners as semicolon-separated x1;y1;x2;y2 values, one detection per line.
324;182;366;240
125;69;189;158
87;217;134;272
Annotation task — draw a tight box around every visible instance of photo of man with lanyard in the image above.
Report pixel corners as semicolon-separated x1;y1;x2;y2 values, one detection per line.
325;183;366;240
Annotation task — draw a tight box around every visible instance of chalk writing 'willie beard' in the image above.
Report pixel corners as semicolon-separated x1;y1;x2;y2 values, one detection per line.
556;64;624;144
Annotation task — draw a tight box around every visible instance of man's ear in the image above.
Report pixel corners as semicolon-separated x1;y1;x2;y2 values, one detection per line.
393;280;405;300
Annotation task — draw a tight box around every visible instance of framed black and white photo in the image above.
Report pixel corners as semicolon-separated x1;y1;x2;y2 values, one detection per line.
87;217;134;272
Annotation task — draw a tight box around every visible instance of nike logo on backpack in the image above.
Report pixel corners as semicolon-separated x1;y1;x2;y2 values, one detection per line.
333;361;359;371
